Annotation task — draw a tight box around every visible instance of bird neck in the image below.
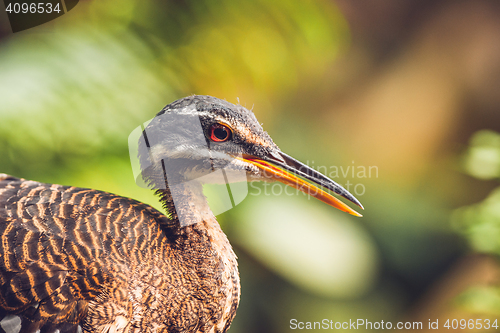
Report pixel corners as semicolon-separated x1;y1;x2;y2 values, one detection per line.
150;181;240;332
156;180;214;228
155;179;239;279
155;180;240;291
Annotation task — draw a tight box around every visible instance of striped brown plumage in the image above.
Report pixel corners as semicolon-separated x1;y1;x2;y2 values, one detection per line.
0;174;239;333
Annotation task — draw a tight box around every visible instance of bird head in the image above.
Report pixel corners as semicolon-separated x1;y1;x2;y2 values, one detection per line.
138;95;363;217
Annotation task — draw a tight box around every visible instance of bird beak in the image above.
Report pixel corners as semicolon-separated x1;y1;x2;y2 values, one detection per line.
237;151;364;217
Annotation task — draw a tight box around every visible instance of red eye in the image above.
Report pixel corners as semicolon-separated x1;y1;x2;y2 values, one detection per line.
210;124;232;142
209;123;232;142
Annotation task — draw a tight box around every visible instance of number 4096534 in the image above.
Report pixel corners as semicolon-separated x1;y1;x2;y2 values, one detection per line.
5;2;61;14
444;319;498;330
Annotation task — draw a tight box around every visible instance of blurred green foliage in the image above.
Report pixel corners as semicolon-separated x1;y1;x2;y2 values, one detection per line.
456;286;500;316
453;130;500;316
454;130;500;254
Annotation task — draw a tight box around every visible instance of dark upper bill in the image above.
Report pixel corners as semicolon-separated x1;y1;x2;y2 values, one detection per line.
238;151;364;217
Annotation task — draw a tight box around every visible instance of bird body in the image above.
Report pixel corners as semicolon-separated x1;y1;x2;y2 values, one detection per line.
0;96;362;332
0;175;238;333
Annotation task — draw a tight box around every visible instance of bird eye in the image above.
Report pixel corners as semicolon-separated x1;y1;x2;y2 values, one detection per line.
209;123;232;142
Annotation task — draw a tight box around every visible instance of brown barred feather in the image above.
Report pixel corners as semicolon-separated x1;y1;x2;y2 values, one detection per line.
0;174;240;333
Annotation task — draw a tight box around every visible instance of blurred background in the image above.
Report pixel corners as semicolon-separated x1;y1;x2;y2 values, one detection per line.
1;0;500;331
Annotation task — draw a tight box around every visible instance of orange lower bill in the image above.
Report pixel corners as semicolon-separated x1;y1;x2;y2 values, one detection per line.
239;157;362;217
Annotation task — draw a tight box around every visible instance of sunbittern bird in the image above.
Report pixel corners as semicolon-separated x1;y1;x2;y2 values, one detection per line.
0;95;362;333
